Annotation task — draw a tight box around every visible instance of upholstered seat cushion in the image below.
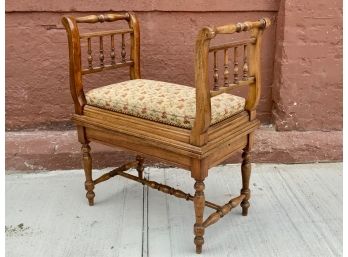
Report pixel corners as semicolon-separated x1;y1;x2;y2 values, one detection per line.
85;79;245;129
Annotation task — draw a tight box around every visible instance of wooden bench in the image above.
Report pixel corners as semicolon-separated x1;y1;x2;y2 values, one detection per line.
61;12;271;254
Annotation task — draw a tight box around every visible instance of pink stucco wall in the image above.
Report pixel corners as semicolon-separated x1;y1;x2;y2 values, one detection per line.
5;1;278;130
272;0;342;131
5;0;343;170
6;0;342;132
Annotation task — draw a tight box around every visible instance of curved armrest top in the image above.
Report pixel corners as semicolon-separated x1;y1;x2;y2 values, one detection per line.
214;18;271;34
75;13;131;23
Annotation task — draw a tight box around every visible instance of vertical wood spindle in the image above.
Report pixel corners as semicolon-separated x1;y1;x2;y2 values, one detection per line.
242;44;248;80
233;47;239;83
99;36;104;67
213;51;219;91
121;34;126;63
110;35;115;65
223;49;229;87
87;38;93;69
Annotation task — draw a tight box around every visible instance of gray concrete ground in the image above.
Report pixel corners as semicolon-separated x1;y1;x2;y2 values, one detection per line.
6;163;342;257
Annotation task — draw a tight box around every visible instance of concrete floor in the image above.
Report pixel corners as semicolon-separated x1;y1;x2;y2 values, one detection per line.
6;163;342;257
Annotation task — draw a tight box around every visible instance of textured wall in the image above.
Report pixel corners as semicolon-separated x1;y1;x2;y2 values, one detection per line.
5;1;343;170
272;0;343;131
5;2;277;130
5;0;343;131
5;1;279;12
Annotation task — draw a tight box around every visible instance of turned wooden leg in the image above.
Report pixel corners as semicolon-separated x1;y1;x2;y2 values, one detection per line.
136;155;144;179
81;143;95;206
193;180;205;254
240;148;251;216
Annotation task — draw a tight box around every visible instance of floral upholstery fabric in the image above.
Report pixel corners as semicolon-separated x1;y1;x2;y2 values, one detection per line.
85;79;245;129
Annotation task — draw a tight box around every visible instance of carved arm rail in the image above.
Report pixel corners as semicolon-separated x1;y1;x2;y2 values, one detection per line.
61;12;140;115
190;18;271;146
75;13;131;23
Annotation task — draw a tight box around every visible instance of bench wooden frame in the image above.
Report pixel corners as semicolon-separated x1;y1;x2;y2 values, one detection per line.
61;12;271;254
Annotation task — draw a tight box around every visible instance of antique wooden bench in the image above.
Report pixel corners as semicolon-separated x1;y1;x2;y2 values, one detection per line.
62;12;270;254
